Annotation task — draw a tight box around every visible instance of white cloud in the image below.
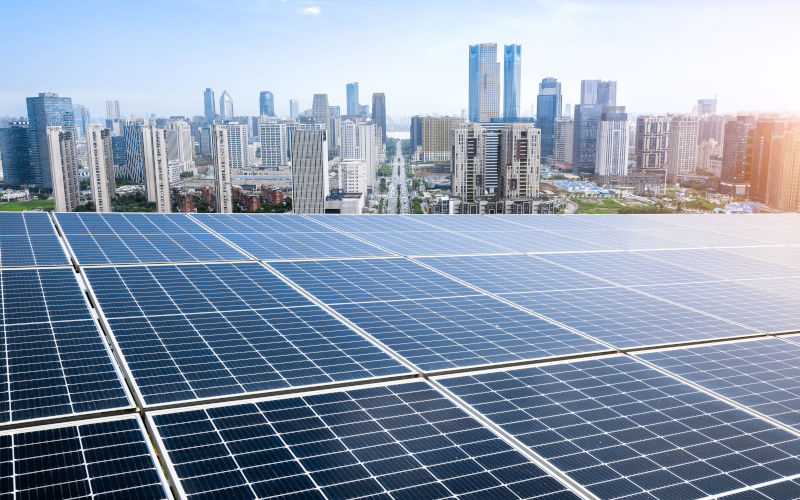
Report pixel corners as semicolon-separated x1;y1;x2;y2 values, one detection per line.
301;5;320;15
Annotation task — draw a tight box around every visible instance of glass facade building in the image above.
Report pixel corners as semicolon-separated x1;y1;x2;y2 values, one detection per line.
503;45;521;121
259;91;275;117
0;122;31;186
26;92;75;189
346;82;359;116
536;77;562;158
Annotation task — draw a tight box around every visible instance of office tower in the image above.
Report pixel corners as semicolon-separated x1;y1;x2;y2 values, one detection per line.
595;107;630;180
563;103;572;118
697;98;717;115
503;45;521;120
451;124;485;201
85;124;116;212
371;93;386;146
204;88;216;123
420;116;468;162
259;91;275;117
72;105;91;141
211;124;232;213
46;127;78;212
111;136;127;168
122;123;144;182
104;99;121;135
721;116;755;185
667;115;699;183
410;116;424;153
698;114;729;146
749;120;798;203
346;83;359;116
165;120;194;169
224;122;248;169
26;92;75;188
635;116;670;169
553;118;573;168
312;94;330;125
697;139;722;176
340;160;367;193
341;120;377;188
198;126;212;156
291;129;329;214
773;130;800;211
580;80;617;107
286;121;326;157
329;106;341;119
259;119;288;167
536;77;562;158
140;125;171;212
572;80;617;174
0;121;30;186
468;43;500;123
500;122;540;198
219;90;234;120
289;99;299;120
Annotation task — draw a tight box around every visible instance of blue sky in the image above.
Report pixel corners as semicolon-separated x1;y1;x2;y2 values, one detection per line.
1;0;797;120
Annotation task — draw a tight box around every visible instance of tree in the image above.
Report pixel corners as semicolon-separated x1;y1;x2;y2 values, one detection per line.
380;178;387;193
180;171;194;178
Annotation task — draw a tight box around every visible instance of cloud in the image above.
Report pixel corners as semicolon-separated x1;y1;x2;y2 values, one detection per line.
301;5;320;15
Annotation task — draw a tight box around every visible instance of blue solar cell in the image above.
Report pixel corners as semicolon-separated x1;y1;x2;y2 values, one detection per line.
440;356;800;499
331;294;607;371
0;213;68;267
151;381;578;499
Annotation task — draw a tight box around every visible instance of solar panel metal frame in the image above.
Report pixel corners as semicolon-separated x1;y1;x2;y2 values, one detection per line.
0;213;71;268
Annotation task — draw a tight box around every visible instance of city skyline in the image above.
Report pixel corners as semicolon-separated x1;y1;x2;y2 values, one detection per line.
2;0;798;120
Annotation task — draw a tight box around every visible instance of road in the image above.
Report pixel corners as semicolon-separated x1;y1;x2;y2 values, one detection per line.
385;144;410;214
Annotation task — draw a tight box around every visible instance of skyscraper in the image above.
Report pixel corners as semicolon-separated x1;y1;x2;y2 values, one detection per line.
289;99;299;120
346;83;359;116
259;119;288;168
166;120;194;171
500;123;540;198
26;92;75;188
203;88;216;123
667;115;699;183
225;122;248;169
259;91;275;117
503;44;521;121
721;116;755;185
468;43;500;123
105;100;121;135
219;90;234;120
46;126;78;212
572;80;616;174
291;129;329;214
85;124;115;212
312;94;330;125
553;118;573;168
212;124;232;213
371;93;386;146
635;116;670;169
697;98;717;115
73;104;91;141
536;77;562;158
595;107;629;180
0;121;30;186
750;120;800;204
140;125;171;213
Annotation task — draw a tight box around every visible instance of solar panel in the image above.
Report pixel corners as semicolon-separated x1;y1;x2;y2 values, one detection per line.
149;381;579;499
0;213;68;267
631;281;800;333
55;212;247;264
269;257;480;304
501;215;604;231
193;213;392;259
737;277;800;299
0;416;169;499
502;288;756;348
642;248;800;280
455;230;603;253
556;229;692;251
722;246;800;271
638;338;800;431
0;268;132;423
305;214;436;233
632;227;772;248
346;230;514;256
414;214;540;232
330;294;608;372
83;263;410;405
416;254;611;294
439;355;800;499
722;478;800;499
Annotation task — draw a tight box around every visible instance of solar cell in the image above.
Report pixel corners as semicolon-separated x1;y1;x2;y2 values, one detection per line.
150;381;579;500
0;416;169;499
500;215;604;231
330;294;608;372
84;263;410;405
554;229;691;251
642;248;800;280
414;215;539;232
440;356;800;499
305;214;435;233
416;254;610;294
457;231;602;253
55;212;247;264
270;257;479;304
502;288;756;348
721;477;800;499
346;230;513;256
0;213;68;267
722;246;800;271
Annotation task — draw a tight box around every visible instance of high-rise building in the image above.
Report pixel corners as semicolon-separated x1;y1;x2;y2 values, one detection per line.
503;44;521;121
341;120;378;188
198;126;212;156
26;92;75;188
312;94;330;125
140;125;171;212
697;98;717;115
340;160;367;193
122;122;144;182
772;130;800;212
499;122;540;198
536;77;562;158
635;116;670;169
0;121;31;186
553;118;573;168
111;135;127;168
211;124;232;213
452;124;486;202
46;126;78;212
468;43;500;123
291;129;329;214
697;139;722;176
698;114;729;146
410;116;424;153
371;93;386;146
223;122;248;170
203;88;216;123
165;120;194;169
358;104;369;117
259;91;275;117
73;104;91;141
750;120;799;204
85;124;115;212
105;100;121;135
219;90;234;120
667;115;699;183
721;116;755;185
346;83;359;116
595;107;629;180
289;99;299;120
419;116;468;162
572;80;616;174
580;80;617;108
259;119;288;167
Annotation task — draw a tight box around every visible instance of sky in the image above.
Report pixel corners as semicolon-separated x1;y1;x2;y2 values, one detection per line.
1;0;798;121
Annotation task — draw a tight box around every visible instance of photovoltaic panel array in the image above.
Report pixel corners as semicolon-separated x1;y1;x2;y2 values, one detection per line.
149;381;579;500
83;262;411;405
55;212;247;264
440;356;800;499
0;213;68;267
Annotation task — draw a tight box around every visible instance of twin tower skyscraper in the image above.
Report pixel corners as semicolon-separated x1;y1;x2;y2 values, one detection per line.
468;43;520;123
